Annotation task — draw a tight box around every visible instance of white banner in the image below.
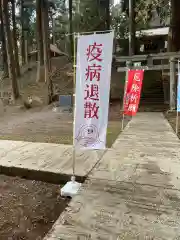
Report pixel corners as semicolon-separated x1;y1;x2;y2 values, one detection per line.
74;32;114;149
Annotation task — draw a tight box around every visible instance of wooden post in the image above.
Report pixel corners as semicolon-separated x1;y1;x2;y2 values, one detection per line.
170;57;176;110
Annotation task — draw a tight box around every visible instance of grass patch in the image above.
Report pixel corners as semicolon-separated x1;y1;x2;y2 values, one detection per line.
106;121;122;147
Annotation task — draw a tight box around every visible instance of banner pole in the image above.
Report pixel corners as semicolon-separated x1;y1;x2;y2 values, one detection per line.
121;69;129;131
176;108;178;135
121;113;125;131
72;33;77;178
176;60;180;135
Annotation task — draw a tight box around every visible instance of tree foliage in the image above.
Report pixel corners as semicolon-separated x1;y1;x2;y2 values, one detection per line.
114;0;170;39
77;1;107;32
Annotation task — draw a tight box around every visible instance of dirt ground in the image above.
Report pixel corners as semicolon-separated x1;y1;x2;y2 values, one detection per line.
0;103;128;240
0;61;129;147
0;101;129;147
0;174;69;240
0;103;128;239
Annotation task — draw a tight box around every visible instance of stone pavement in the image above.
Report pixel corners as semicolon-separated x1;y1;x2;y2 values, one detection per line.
0;140;104;180
44;113;180;239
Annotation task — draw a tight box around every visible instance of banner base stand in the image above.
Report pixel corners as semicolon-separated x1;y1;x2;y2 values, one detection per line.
60;176;82;198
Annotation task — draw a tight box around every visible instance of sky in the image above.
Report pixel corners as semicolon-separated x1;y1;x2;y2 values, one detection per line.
113;0;121;5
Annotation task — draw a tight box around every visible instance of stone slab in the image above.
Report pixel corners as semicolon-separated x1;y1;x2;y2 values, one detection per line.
44;113;180;240
0;140;105;178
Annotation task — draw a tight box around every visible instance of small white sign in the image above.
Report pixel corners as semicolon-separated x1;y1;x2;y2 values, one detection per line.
134;62;141;67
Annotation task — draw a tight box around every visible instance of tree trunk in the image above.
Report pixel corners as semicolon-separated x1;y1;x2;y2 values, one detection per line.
11;0;20;77
51;16;55;45
24;32;28;64
69;0;73;58
168;0;180;51
42;0;53;104
106;0;110;30
129;0;136;55
1;0;19;99
0;1;8;77
20;0;25;65
36;0;44;64
36;0;45;82
98;0;108;30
